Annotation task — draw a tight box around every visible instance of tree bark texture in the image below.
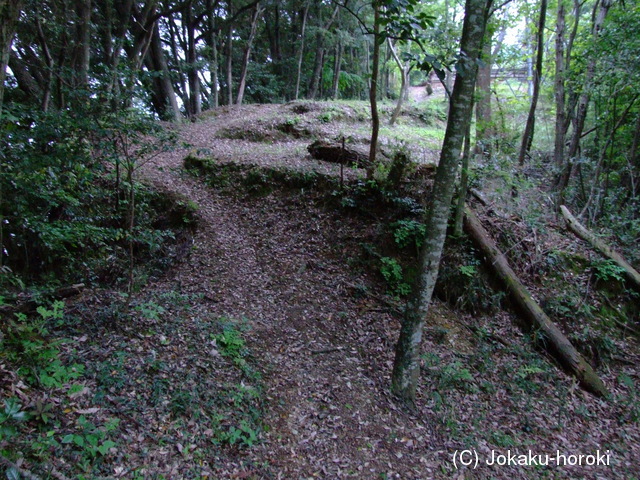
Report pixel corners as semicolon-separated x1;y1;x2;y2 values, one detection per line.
518;0;547;165
391;0;492;406
331;41;342;100
474;29;493;155
308;5;338;99
0;0;23;115
206;0;219;109
294;4;309;100
560;0;612;192
464;206;608;396
73;0;91;90
236;4;262;105
367;2;381;176
554;0;566;167
146;22;182;121
388;39;411;126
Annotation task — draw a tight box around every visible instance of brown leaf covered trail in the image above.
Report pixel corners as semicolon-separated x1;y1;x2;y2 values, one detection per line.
132;103;640;479
138;104;441;478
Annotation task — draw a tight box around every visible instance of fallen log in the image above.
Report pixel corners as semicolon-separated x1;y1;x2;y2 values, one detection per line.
560;205;640;292
463;205;608;397
0;283;85;316
307;139;371;169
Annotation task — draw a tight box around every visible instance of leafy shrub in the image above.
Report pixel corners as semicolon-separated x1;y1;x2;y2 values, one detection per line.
591;259;626;283
1;302;85;388
380;257;411;297
0;105;183;288
391;219;426;251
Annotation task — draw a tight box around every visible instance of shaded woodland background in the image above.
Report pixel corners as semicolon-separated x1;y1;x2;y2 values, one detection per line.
1;0;639;478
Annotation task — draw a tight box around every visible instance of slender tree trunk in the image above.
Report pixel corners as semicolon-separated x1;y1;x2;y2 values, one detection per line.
0;0;23;116
209;30;219;108
294;3;309;100
308;33;325;99
367;1;381;178
165;16;189;112
454;103;474;236
185;3;202;116
630;112;640;189
562;0;582;135
579;95;638;218
0;0;23;270
331;40;342;100
391;0;492;406
388;39;411;126
74;0;91;90
554;0;566;167
475;28;494;155
308;5;339;99
236;4;262;105
518;0;547;165
558;0;611;195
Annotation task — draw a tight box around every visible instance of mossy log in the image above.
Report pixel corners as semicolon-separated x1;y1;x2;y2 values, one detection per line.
307;140;371;169
560;205;640;292
464;205;608;397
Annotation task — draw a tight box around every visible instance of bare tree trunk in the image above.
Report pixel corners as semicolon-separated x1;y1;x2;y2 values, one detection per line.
236;3;262;105
308;4;339;99
474;30;493;154
225;1;234;106
454;107;474;236
630;112;640;189
146;22;182;121
165;15;189;112
206;0;220;109
559;0;612;194
0;0;23;115
518;0;547;165
294;3;309;100
0;0;23;270
74;0;91;90
185;3;202;116
367;1;381;178
554;0;566;167
579;95;638;218
388;38;411;126
331;40;342;100
466;205;608;396
391;0;492;406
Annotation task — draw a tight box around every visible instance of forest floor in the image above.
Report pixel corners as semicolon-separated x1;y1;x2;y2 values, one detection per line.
3;100;640;479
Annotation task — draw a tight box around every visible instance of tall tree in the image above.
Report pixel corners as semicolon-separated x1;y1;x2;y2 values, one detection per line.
308;3;339;99
553;0;566;167
518;0;548;165
236;2;263;105
391;0;493;406
294;2;310;100
388;38;412;126
367;0;381;176
557;0;612;195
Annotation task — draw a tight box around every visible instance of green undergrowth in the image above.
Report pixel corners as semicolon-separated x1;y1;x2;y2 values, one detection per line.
184;154;343;195
185;149;501;315
0;291;266;477
1;106;198;296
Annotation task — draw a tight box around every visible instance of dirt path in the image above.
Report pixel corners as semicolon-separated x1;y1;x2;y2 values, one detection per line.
132;104;640;480
138;113;440;478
